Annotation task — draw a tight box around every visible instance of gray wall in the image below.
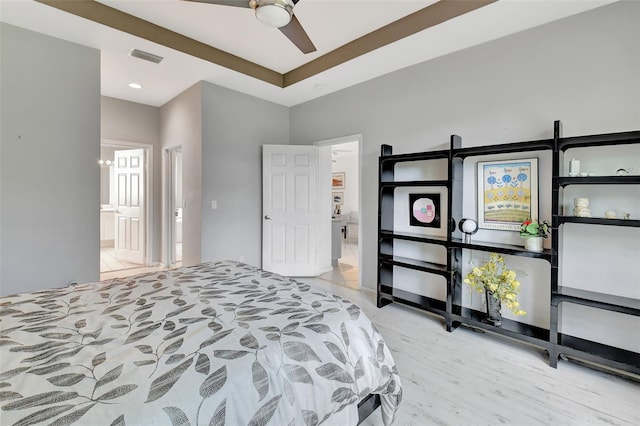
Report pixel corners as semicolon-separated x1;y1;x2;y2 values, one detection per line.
160;83;203;267
290;1;640;291
0;23;100;296
101;96;162;264
200;82;290;267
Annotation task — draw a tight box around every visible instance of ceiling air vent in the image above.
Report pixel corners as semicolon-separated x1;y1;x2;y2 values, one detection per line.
129;49;163;64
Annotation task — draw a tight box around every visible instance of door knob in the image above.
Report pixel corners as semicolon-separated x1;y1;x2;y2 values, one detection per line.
264;215;272;220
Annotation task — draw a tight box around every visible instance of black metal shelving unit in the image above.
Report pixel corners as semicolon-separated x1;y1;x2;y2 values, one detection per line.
448;133;555;353
377;121;640;377
377;146;452;324
550;121;640;375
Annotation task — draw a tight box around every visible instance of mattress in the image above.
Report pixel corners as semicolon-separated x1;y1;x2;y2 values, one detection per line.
0;261;402;425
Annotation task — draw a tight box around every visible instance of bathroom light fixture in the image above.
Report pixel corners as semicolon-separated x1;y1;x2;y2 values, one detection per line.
128;82;143;89
98;159;113;166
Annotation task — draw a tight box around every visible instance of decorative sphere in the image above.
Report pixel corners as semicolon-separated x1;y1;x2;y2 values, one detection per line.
461;219;478;234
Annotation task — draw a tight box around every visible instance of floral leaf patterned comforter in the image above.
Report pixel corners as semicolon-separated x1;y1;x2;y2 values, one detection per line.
0;261;402;426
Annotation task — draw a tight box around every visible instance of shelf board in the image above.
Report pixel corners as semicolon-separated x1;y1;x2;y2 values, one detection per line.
558;130;640;150
558;216;640;227
557;334;640;375
449;237;553;261
385;288;447;317
452;139;553;158
379;254;449;276
379;180;449;188
556;175;640;186
379;230;448;246
452;306;550;347
380;150;450;162
379;284;393;296
553;287;640;316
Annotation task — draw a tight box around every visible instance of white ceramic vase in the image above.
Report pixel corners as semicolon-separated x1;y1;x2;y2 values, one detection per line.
524;236;544;252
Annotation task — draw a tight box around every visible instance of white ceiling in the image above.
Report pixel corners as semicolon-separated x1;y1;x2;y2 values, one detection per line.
0;0;616;107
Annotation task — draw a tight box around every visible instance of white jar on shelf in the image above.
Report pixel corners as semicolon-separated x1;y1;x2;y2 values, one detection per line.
569;158;581;176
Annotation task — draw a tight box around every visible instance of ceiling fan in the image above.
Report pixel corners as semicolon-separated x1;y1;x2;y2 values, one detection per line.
184;0;316;54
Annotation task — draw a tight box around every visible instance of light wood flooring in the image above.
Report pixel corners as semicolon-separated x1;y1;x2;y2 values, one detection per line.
100;246;144;273
302;277;640;426
99;246;162;281
100;244;181;280
100;246;173;281
319;240;360;289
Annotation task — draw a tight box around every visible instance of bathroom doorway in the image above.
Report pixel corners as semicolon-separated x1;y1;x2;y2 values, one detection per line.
100;140;153;277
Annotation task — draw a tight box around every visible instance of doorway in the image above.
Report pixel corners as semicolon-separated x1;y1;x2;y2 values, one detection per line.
167;147;183;268
315;136;362;289
99;140;153;277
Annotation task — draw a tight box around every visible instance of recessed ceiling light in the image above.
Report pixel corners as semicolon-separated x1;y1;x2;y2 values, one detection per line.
128;82;143;89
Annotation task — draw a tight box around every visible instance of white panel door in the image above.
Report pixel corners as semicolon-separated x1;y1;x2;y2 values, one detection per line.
263;145;318;276
114;149;145;265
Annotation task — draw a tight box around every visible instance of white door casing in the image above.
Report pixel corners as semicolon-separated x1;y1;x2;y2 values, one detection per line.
168;147;183;267
262;145;318;276
114;149;145;264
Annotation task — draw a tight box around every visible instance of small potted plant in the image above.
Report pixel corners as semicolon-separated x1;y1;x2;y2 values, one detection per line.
463;253;526;326
519;218;550;252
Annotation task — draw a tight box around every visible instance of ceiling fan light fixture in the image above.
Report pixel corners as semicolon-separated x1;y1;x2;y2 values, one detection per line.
255;0;292;28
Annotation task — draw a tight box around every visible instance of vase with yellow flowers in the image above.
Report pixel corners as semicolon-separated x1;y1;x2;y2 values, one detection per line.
463;253;526;326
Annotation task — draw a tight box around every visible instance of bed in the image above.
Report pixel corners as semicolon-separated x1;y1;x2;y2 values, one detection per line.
0;261;402;425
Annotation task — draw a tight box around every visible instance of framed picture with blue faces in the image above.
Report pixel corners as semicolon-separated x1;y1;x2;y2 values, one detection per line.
409;193;441;228
477;158;539;231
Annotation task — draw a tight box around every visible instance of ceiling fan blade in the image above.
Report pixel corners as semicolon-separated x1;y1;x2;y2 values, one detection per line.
181;0;251;8
279;14;316;54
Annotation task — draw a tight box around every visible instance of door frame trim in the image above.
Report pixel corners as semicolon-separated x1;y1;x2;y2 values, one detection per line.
164;146;182;268
314;134;363;289
102;139;154;267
